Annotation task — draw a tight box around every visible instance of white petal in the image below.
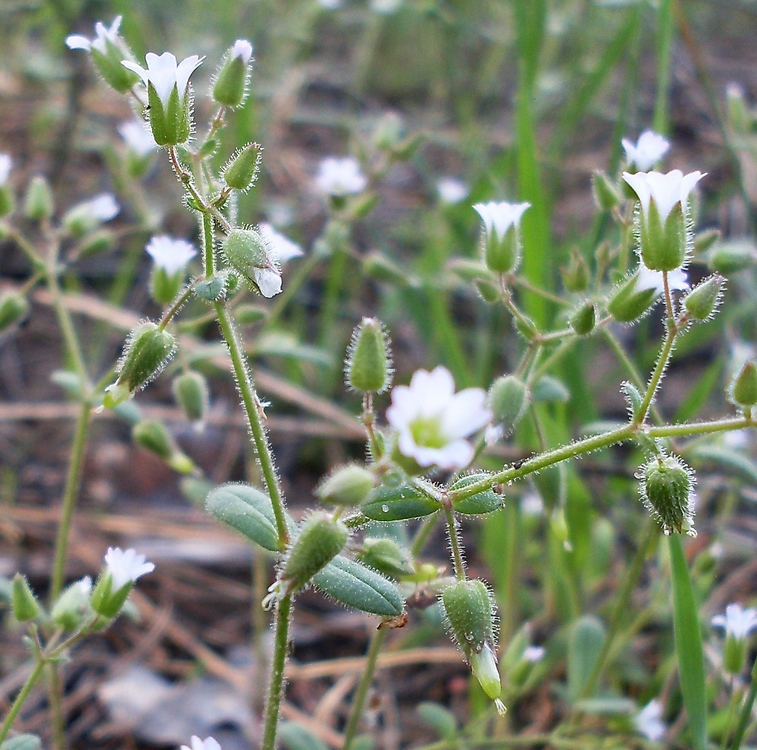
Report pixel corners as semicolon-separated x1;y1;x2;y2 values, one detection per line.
231;39;253;63
121;60;149;84
253;267;283;298
442;387;491;439
259;223;303;265
174;55;204;102
66;35;92;51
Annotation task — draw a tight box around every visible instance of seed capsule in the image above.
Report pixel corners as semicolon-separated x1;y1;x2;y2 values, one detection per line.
640;454;695;536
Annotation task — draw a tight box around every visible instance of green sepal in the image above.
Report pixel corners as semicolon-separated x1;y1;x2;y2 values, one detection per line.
640;201;687;272
90;41;140;93
355;537;413;579
730;361;757;408
12;574;41;622
450;473;503;515
90;573;131;619
441;578;495;654
607;273;657;323
147;83;190;146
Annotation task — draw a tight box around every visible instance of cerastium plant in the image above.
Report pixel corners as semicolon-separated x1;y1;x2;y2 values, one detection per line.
1;16;757;750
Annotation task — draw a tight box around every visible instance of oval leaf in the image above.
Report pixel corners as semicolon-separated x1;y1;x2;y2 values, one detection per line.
362;484;440;522
568;615;606;701
278;723;329;750
450;473;503;515
205;483;280;552
313;555;404;616
2;735;42;750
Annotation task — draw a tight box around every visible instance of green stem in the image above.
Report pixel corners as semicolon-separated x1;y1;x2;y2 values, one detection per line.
342;627;388;750
634;322;677;426
0;659;46;744
46;270;89;387
202;212;216;276
261;594;292;750
50;400;92;602
648;416;751;438
729;658;757;750
214;301;289;549
48;662;66;750
443;505;466;580
158;284;196;330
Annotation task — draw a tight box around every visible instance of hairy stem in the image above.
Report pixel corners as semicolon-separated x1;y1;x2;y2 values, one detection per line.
0;659;46;744
261;594;292;750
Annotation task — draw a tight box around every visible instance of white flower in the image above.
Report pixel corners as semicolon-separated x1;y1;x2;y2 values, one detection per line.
0;154;12;186
180;737;221;750
315;157;367;197
622;130;670;172
473;201;530;241
634;265;689;296
634;699;666;742
712;603;757;641
118;120;158;157
66;193;120;228
623;169;705;226
77;576;93;595
145;235;197;275
386;366;491;471
259;223;304;265
437;177;468;205
66;16;123;54
230;39;253;64
104;547;155;590
122;52;204;108
523;645;545;663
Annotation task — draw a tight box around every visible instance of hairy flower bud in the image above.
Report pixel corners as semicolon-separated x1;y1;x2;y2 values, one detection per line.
12;574;40;622
682;274;725;321
51;577;92;631
639;454;695;536
316;464;377;507
442;579;496;655
223;227;282;298
223;142;262;192
173;371;209;424
24;176;54;221
592;170;620;212
213;39;253;108
560;246;591;293
345;317;392;393
488;375;529;437
355;537;413;579
133;420;195;474
569;301;596;336
729;361;757;410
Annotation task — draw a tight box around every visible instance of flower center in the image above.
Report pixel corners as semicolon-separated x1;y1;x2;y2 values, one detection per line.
410;416;448;449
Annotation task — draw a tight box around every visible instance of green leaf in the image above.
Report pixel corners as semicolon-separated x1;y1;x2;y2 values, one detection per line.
669;534;707;750
567;615;606;700
689;445;757;486
361;484;441;522
532;376;570;403
417;701;458;740
278;723;328;750
205;483;282;552
450;473;503;515
313;555;404;617
1;735;42;750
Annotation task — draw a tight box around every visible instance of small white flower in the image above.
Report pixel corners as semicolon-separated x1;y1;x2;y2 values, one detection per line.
523;645;545;663
66;16;123;54
104;547;155;590
259;223;303;265
77;576;93;595
712;603;757;641
180;737;222;750
437;177;468;205
622;130;670;172
634;265;689;296
118;120;158;157
0;154;12;186
473;201;531;241
122;52;204;108
386;366;491;471
634;699;666;742
315;157;367;197
623;169;705;226
145;235;197;275
230;39;253;64
68;193;119;225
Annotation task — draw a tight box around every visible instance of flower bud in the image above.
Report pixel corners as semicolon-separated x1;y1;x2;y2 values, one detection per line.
132;420;196;475
0;293;30;332
474;202;530;275
173;371;209;424
693;228;720;255
24;176;54;221
223;142;262;191
442;579;496;655
488;375;529;436
316;464;377;507
114;323;176;394
639;454;695;536
560;246;591;293
607;273;657;323
726;83;752;135
0;185;14;218
592;170;621;212
223;227;281;297
682;274;724;321
708;240;757;274
280;512;349;596
470;643;504;704
729;361;757;410
213;39;253;108
476;279;500;304
723;634;747;676
51;577;92;631
345;317;392;394
12;574;40;622
355;537;413;579
569;301;596;336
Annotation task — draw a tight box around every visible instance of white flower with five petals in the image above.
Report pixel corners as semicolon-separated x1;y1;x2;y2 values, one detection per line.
712;603;757;641
622;130;670;172
315;157;367;197
623;170;705;226
122;52;204;109
145;235;197;275
386;366;491;471
104;547;155;590
66;16;123;54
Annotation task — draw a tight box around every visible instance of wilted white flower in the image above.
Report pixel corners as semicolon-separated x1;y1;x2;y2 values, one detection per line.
437;177;468;205
386;366;491;471
622;130;670;172
712;603;757;641
66;16;123;54
634;265;689;296
145;235;197;275
104;547;155;590
315;157;367;197
523;645;545;663
118;120;158;157
634;699;666;742
180;737;221;750
123;52;204;108
0;154;12;186
623;170;705;226
230;39;253;64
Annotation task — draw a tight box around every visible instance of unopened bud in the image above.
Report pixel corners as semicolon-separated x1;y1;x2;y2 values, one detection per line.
729;361;757;409
470;643;503;703
476;279;500;304
132;420;195;474
355;537;413;579
488;375;529;436
213;39;253;108
569;301;596;336
723;635;748;676
726;83;752;135
223;227;277;294
24;176;54;221
561;246;591;293
442;578;496;655
592;170;621;212
640;454;695;536
173;371;209;424
51;577;92;631
316;464;376;507
12;574;40;622
682;274;725;321
223;142;262;191
280;512;349;596
693;228;720;255
607;274;657;323
0;185;14;218
0;293;30;332
112;322;177;396
346;317;392;393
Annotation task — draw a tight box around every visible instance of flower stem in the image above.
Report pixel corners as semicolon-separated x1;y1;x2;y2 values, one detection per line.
443;505;466;581
0;659;46;745
261;594;292;750
633;321;677;426
728;657;757;750
48;662;66;750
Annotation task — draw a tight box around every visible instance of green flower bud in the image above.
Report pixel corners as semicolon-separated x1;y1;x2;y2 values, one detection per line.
355;537;413;579
0;185;15;218
726;83;752;135
592;170;621;212
640;454;695;536
280;512;349;596
345;317;392;394
173;371;209;424
693;228;720;255
213;40;253;108
51;577;92;631
316;463;377;507
223;142;262;191
729;361;757;410
442;578;496;655
76;229;116;259
723;634;747;676
560;246;591;293
132;420;196;475
476;279;500;304
682;274;725;321
0;293;30;332
568;301;596;336
607;273;658;323
223;228;280;297
24;176;54;221
12;574;40;622
708;240;757;274
488;375;529;436
113;322;177;395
